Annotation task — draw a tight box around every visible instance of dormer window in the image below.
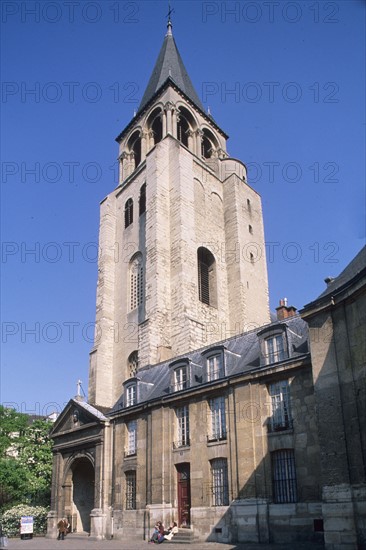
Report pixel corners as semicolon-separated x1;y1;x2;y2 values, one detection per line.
125;383;137;407
258;326;288;366
207;354;224;381
265;334;286;364
173;365;188;392
169;359;190;393
202;347;225;382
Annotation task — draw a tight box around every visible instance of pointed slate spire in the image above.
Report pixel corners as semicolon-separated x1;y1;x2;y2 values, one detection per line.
138;19;204;113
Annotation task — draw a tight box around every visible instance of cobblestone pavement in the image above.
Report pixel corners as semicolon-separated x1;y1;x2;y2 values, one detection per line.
4;534;324;550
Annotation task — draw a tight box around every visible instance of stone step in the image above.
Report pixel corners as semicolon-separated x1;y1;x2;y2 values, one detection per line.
165;529;197;544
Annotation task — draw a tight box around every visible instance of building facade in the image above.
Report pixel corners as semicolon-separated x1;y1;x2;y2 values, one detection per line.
301;246;366;549
48;22;365;549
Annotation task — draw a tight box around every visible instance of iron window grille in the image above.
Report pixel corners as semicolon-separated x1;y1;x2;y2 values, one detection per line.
125;471;136;509
271;449;297;503
211;458;229;506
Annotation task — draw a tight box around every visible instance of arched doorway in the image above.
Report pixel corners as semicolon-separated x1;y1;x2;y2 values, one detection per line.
64;457;95;534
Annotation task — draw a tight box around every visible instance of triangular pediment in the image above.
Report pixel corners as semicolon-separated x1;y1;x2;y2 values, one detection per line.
51;399;109;437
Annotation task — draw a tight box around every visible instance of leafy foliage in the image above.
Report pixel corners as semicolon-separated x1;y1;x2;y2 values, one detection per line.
0;407;28;458
1;504;49;537
0;459;30;508
0;407;53;510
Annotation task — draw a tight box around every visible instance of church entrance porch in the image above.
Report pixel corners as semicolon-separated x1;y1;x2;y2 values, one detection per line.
65;457;95;534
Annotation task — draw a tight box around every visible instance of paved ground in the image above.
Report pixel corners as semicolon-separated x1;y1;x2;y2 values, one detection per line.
3;534;324;550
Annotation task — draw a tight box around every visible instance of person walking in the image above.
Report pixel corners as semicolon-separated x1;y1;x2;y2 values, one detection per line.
57;518;68;541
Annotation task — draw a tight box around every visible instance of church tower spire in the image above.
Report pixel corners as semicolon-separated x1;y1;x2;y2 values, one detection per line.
88;23;270;408
166;3;173;36
137;17;204;114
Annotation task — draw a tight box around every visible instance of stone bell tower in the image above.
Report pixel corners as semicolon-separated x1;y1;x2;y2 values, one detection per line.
88;20;270;408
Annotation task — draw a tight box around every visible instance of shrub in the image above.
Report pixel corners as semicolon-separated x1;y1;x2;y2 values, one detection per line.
1;504;49;537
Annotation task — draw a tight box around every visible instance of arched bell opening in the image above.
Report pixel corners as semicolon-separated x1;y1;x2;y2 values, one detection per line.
127;130;142;169
176;106;196;150
201;128;219;159
177;114;189;147
146;108;163;149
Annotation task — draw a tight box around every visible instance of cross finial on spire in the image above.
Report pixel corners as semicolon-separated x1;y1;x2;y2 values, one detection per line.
166;3;174;36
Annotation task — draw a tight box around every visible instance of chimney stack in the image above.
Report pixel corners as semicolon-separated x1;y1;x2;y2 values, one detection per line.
324;276;335;287
276;298;297;320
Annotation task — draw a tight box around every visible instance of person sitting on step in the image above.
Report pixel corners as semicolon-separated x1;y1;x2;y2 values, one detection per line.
164;522;178;541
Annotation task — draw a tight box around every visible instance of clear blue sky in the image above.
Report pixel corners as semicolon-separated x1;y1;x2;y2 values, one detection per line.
1;1;365;414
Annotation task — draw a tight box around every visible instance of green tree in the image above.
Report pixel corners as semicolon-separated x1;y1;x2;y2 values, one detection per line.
0;458;30;508
19;419;53;506
0;406;28;458
0;407;53;510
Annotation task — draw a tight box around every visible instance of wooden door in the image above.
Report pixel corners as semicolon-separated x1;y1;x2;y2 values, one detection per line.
176;463;191;527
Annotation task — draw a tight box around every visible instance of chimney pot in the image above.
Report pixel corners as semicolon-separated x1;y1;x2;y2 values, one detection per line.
276;298;297;320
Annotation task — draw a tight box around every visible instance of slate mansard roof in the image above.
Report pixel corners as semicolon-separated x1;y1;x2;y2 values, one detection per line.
109;315;309;415
302;245;366;314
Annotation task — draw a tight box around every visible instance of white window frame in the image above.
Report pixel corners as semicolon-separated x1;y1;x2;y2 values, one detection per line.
125;420;137;456
125;384;137;407
208;396;226;440
176;405;190;447
265;334;286;364
207;353;224;381
269;380;292;431
173;365;188;392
